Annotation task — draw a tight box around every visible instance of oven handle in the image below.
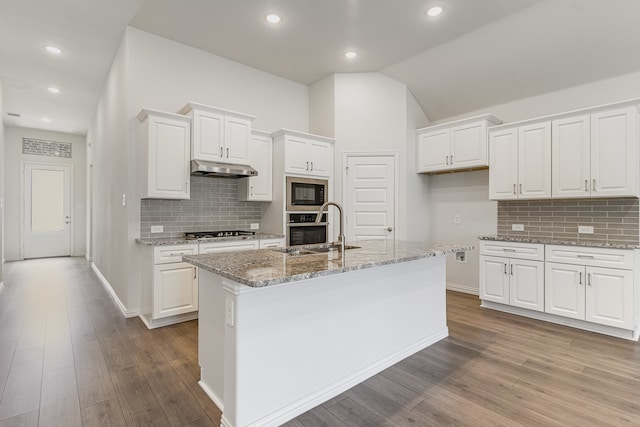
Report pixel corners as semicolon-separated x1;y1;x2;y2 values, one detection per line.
287;222;330;227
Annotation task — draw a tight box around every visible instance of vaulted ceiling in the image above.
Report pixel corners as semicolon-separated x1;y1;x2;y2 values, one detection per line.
2;0;639;135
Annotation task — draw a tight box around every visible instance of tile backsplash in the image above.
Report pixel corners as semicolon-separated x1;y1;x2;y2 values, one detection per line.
140;176;263;239
497;198;639;244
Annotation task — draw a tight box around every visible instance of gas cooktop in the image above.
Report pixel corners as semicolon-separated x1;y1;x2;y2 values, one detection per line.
184;230;256;240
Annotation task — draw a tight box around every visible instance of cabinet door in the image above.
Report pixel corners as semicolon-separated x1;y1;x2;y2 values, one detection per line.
224;116;251;164
241;134;272;201
510;259;544;312
585;267;633;329
518;122;551;199
450;121;487;169
544;262;584;320
417;129;450;172
489;129;518;200
479;256;509;304
193;109;224;161
146;115;191;200
591;106;638;197
308;140;331;177
153;262;198;319
284;136;311;175
552;115;591;198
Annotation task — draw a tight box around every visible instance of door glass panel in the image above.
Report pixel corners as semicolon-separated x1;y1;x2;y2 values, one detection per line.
31;169;65;232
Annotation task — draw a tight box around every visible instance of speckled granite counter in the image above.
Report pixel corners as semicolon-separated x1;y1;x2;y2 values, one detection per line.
183;240;473;288
136;233;284;246
478;235;640;249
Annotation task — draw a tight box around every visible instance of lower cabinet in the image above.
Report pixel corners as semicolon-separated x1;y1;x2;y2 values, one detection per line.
153;262;198;319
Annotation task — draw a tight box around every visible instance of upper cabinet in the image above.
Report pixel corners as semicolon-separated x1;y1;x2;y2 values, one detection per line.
416;114;502;173
490;100;640;200
179;102;255;165
238;130;273;202
489;121;552;200
273;129;334;177
138;109;191;200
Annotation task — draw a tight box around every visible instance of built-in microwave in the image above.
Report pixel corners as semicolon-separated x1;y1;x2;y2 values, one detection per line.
286;177;328;211
287;213;328;246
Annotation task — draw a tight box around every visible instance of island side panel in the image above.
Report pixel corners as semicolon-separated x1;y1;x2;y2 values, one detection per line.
222;255;448;427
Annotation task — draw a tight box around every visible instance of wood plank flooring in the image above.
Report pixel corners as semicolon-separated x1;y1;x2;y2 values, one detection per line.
1;257;639;426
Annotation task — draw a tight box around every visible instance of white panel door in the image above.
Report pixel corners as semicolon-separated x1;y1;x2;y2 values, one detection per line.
153;262;198;319
479;256;509;304
545;262;584;320
284;137;310;175
552;115;591;198
242;134;272;201
488;129;518;200
345;156;395;242
518;121;551;199
510;259;544;312
193;109;224;161
308;141;331;177
591;106;638;197
450;121;487;169
23;163;72;259
224;116;251;164
586;266;633;329
417;129;449;172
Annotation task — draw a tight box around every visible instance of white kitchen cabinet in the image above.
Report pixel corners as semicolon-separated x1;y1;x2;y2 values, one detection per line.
259;238;285;249
140;243;199;328
545;245;634;330
489;121;551;200
417;115;501;173
179;102;255;165
238;130;273;202
138;109;191;200
479;241;545;312
552;115;591;198
199;240;259;253
273;129;333;177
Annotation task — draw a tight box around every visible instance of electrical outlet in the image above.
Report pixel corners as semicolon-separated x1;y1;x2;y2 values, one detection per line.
578;225;594;234
225;300;235;327
122;193;126;207
453;214;461;224
250;223;260;230
512;224;525;231
454;251;467;263
150;225;164;233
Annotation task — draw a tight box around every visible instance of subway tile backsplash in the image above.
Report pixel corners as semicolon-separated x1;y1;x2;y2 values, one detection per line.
497;198;639;244
140;176;263;239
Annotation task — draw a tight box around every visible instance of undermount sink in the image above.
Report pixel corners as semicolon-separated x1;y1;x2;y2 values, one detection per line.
271;244;360;256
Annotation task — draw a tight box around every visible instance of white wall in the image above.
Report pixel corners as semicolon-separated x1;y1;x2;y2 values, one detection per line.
3;127;86;261
88;27;310;313
0;81;4;281
427;71;640;293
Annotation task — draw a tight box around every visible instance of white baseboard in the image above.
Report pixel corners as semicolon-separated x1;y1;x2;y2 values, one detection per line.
139;312;198;329
199;379;224;413
251;328;449;427
90;263;139;318
447;282;479;296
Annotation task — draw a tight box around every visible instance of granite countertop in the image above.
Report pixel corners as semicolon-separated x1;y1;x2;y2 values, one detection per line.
136;233;284;246
183;240;473;288
478;235;640;249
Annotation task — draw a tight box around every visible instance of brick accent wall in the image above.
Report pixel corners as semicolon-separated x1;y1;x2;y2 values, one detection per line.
497;198;639;244
22;137;72;158
140;175;263;238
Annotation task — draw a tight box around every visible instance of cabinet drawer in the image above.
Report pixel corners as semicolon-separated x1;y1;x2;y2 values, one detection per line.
259;238;285;249
545;245;634;270
479;240;544;261
153;244;199;265
199;240;259;253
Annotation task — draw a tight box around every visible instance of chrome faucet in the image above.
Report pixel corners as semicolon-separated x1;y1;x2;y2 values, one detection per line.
315;201;345;252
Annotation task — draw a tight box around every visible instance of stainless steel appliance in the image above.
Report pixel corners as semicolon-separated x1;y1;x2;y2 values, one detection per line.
287;213;328;246
191;159;258;178
286;177;328;211
185;230;255;240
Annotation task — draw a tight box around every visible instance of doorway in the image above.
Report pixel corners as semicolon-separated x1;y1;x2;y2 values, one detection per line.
343;154;398;242
22;162;73;259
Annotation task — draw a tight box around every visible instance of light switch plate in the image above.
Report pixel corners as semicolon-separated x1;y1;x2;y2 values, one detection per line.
453;214;461;224
150;225;164;233
512;224;525;231
578;225;594;234
225;300;235;327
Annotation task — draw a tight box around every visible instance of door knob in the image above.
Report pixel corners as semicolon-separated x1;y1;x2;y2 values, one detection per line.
386;227;393;232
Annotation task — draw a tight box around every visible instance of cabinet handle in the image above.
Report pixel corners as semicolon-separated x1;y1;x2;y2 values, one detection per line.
446;155;449;165
220;147;223;157
226;147;229;158
510;264;513;276
588;273;591;286
306;161;309;170
579;271;583;285
513;184;516;195
577;255;594;259
250;185;254;196
504;263;507;275
519;183;523;194
585;179;589;192
502;248;516;252
310;162;314;171
593;179;597;192
193;267;197;279
450;155;454;164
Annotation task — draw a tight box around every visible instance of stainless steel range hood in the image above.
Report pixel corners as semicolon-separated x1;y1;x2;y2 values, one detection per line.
190;160;258;178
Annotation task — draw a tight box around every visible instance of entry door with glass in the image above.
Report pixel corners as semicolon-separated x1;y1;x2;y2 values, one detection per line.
23;163;72;258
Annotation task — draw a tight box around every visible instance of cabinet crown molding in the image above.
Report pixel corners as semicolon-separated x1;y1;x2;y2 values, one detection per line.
178;101;256;121
271;128;335;144
137;108;191;123
416;113;501;134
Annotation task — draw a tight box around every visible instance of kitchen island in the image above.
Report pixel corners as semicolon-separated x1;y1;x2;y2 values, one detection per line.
184;240;472;427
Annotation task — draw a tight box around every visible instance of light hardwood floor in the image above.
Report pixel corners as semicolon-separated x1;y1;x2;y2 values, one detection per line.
1;257;639;426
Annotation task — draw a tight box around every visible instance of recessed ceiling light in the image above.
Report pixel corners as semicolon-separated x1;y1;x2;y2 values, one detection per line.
48;87;61;94
265;14;281;24
344;50;358;59
42;117;51;123
45;45;63;55
426;6;443;17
